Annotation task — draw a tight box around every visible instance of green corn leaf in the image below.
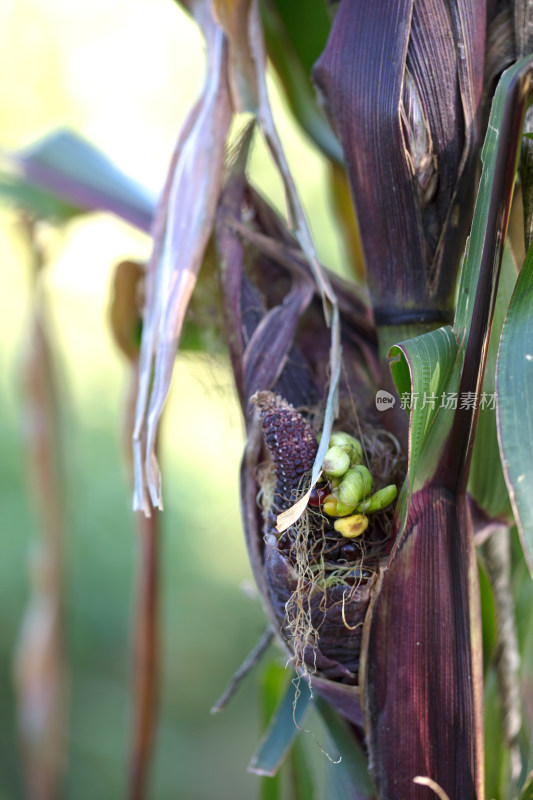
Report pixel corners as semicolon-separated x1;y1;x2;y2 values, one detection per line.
484;667;510;800
316;698;373;798
258;661;286;800
1;129;155;230
266;0;330;77
288;735;316;800
260;769;281;800
478;564;497;675
256;665;316;798
452;60;526;344
389;325;457;508
468;244;516;521
519;771;533;800
0;173;80;222
260;0;342;162
497;241;533;573
249;675;312;777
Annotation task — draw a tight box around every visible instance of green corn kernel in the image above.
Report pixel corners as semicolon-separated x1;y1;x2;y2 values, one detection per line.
329;431;364;465
334;465;373;507
336;500;357;517
354;465;372;494
322;445;350;478
357;484;397;513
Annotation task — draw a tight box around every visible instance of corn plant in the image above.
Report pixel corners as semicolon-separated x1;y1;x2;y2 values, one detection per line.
4;1;533;799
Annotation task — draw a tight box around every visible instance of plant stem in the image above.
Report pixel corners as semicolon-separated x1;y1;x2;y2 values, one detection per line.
128;507;160;800
15;218;68;800
482;526;522;796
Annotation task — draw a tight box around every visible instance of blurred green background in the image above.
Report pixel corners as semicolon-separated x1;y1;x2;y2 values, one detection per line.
0;1;347;798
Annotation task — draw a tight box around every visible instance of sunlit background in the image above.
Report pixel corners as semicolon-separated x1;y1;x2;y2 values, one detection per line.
0;1;346;798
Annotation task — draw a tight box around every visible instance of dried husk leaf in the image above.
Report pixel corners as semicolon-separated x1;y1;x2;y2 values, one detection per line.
133;12;232;514
134;0;341;514
247;0;338;318
212;0;258;111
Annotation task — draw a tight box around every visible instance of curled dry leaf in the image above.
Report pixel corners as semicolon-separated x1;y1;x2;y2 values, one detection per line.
133;0;340;515
212;0;258;111
133;8;232;513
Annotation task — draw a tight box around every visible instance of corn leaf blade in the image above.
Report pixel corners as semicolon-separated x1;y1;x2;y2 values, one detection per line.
497;242;533;573
248;678;312;777
389;325;457;523
260;0;342;162
258;662;286;800
4;129;156;231
288;736;316;800
316;698;374;799
0;172;80;222
520;773;533;800
468;244;516;521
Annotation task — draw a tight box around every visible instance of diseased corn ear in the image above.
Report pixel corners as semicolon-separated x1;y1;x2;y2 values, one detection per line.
313;0;486;323
214;150;394;725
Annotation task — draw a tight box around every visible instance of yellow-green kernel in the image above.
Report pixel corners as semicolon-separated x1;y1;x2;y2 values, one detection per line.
322;494;339;516
357;484;397;513
336;500;357;517
334;514;369;538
